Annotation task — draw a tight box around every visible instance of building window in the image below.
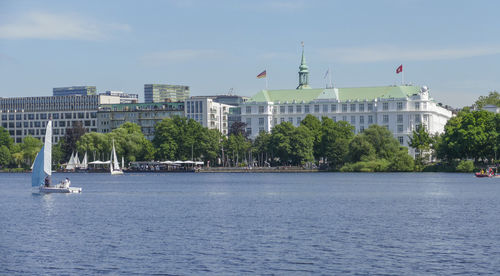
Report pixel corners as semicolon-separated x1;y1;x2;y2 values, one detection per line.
398;136;404;145
273;118;277;125
359;116;364;124
288;105;294;113
304;105;310;113
383;115;389;123
342;116;347;122
259;106;265;114
258;118;264;126
383;102;389;111
350;104;356;112
322;104;328;112
332;116;336;122
397;125;403;133
342;104;348;112
246;106;252;114
414;102;420;110
259;127;264;132
359;104;364;112
296;105;302;113
245;117;251;126
16;114;22;120
1;115;6;120
415;114;421;123
246;128;252;135
423;114;429;122
280;106;285;113
367;103;373;111
397;114;403;123
397;102;403;110
360;126;365;132
280;118;285;123
331;104;337;112
288;117;293;123
368;115;373;124
296;117;302;124
314;105;320;113
350;116;355;124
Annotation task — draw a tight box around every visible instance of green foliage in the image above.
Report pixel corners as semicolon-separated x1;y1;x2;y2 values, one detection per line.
226;133;251;166
409;125;434;170
437;110;498;162
300;115;322;159
289;125;314;165
19;136;43;167
456;160;475;172
269;122;295;164
388;147;415;172
475;91;500;109
0;126;13;149
0;145;11;167
320;118;354;168
340;159;390;172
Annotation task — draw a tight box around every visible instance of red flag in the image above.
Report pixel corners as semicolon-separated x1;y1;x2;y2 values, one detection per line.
396;64;403;74
256;70;267;79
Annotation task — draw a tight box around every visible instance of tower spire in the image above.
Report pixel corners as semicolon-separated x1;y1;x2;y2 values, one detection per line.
297;41;311;90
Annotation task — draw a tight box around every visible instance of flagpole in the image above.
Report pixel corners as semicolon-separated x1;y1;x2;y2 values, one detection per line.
265;69;268;90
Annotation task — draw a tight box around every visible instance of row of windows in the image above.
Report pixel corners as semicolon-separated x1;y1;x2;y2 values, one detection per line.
1;120;96;129
245;101;428;114
186;101;203;114
0;112;97;121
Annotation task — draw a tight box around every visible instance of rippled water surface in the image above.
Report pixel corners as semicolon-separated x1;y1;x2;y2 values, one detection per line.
2;172;500;275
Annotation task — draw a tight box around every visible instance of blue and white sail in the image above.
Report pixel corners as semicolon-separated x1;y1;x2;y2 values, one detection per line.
31;121;52;187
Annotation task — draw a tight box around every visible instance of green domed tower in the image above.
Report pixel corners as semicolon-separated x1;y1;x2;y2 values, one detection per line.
297;42;311;90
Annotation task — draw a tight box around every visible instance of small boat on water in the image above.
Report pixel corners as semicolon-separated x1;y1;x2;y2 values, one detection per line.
32;120;82;193
110;139;123;175
475;167;499;178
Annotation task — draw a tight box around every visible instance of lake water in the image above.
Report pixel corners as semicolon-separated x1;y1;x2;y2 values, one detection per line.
1;172;500;275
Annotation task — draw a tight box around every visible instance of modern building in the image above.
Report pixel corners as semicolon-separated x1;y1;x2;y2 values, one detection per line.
53;86;96;96
101;91;139;104
185;96;231;135
240;45;453;155
483;104;500;114
144;84;190;103
97;102;184;140
0;94;120;143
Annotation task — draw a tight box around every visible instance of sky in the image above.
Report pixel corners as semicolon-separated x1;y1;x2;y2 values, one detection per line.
1;0;499;108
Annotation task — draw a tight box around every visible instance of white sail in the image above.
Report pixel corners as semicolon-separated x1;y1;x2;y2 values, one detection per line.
122;156;124;170
74;152;80;166
66;151;76;170
80;152;88;169
112;141;120;170
44;121;52;176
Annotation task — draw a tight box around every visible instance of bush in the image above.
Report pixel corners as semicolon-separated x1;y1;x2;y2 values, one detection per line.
456;160;475;172
340;159;391;172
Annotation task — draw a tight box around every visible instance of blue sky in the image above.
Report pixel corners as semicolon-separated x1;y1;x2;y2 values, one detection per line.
1;0;499;107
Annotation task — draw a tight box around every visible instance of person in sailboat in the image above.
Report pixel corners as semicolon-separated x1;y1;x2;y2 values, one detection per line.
63;177;71;188
44;175;51;187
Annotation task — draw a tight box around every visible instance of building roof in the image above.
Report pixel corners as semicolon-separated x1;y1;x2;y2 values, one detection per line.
248;85;421;103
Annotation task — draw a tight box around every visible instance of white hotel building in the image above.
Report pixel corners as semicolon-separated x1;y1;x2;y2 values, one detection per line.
241;47;453;154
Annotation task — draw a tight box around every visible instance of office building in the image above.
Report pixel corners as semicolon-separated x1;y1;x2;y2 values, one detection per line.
144;84;190;103
185;96;231;135
53;86;96;96
101;91;139;104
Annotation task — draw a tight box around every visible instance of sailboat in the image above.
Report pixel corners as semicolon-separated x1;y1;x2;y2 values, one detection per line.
78;152;88;170
110;139;123;175
66;151;76;171
33;120;82;193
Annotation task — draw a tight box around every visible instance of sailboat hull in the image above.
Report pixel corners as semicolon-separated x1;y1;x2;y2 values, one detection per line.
111;170;124;175
39;186;82;193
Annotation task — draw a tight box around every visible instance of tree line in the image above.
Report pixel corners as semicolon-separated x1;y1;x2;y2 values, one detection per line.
0;93;498;172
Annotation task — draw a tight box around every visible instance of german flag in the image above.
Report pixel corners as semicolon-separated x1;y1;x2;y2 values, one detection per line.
256;70;267;79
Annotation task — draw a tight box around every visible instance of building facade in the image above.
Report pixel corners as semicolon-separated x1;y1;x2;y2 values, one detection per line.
240;46;453;155
144;84;190;103
101;91;139;104
97;102;184;140
184;97;231;135
0;95;120;143
53;86;96;96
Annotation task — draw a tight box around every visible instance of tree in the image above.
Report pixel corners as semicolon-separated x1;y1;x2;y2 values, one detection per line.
300;115;322;160
362;125;400;160
253;131;271;166
62;122;86;160
289;125;314;165
475;91;500;109
20;136;43;167
320;118;354;169
269;122;295;165
347;135;376;163
0;145;11;167
229;121;247;137
409;125;434;170
0;126;13;149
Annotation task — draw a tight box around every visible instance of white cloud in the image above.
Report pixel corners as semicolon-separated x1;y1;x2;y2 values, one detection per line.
318;45;500;63
0;11;130;40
